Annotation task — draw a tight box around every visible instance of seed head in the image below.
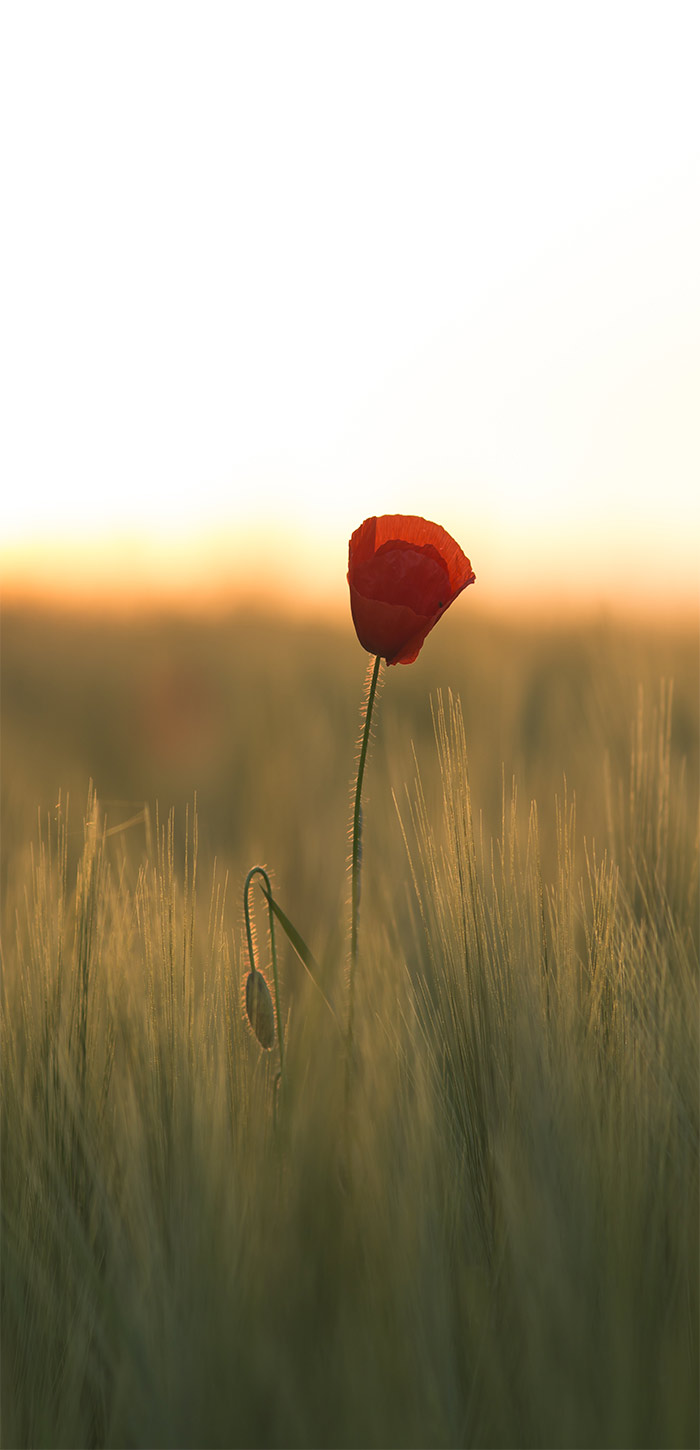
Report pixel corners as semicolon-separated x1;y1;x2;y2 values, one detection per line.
245;969;275;1050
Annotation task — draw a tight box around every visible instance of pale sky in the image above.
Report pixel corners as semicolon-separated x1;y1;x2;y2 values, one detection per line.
1;1;698;615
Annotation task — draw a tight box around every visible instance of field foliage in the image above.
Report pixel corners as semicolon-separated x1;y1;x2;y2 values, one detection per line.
1;604;698;1448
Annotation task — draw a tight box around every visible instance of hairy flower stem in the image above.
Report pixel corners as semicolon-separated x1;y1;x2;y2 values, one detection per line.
346;652;382;1105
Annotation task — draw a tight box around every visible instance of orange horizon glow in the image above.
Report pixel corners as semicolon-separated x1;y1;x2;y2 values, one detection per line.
4;13;698;644
2;527;697;629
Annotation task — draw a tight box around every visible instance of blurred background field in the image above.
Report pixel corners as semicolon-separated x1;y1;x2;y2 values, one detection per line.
2;599;698;1448
3;601;698;927
3;599;698;1028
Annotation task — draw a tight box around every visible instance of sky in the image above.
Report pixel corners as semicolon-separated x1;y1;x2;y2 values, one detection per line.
1;1;698;617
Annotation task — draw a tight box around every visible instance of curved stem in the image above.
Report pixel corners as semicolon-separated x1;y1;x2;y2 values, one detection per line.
346;653;382;1090
244;865;285;1080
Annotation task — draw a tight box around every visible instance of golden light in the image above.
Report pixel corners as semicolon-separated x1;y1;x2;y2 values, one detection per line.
2;4;698;621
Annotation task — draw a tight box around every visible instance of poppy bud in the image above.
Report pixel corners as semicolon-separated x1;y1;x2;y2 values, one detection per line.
348;514;475;665
245;969;276;1050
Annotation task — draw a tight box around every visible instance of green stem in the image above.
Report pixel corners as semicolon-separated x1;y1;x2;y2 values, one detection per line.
244;866;285;1081
346;653;382;1090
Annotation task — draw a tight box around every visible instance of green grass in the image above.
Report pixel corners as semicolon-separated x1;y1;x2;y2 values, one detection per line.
1;605;698;1447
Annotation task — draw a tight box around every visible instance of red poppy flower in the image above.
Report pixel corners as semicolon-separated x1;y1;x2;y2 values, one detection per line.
348;514;475;666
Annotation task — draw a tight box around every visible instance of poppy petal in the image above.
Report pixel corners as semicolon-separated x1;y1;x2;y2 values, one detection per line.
353;543;450;615
348;514;475;665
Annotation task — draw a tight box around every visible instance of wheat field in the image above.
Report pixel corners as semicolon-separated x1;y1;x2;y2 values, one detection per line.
1;604;698;1448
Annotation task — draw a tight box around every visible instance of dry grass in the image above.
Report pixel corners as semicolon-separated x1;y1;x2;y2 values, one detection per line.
1;605;698;1447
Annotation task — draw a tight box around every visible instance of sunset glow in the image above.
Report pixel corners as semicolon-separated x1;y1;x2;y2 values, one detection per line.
2;3;698;619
